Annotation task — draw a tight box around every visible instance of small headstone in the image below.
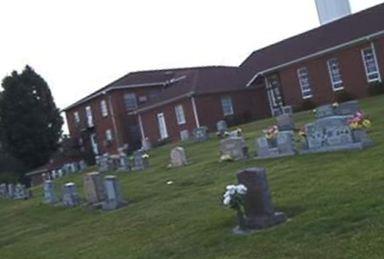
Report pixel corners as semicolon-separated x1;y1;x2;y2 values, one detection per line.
315;104;335;119
236;168;286;230
83;172;106;205
102;175;125;210
276;113;295;131
0;183;7;198
142;137;151;151
118;153;131;171
335;100;360;116
180;130;190;142
43;180;58;204
133;150;149;171
79;160;87;171
13;184;28;200
7;184;15;199
220;137;248;160
62;182;80;207
216;120;228;136
193;126;209;142
170;147;188;167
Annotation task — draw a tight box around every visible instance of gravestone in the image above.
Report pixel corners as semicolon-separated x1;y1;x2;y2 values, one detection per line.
275;105;293;116
13;184;28;200
302;101;373;154
118;153;131;171
276;113;295;131
83;172;106;205
43;180;58;204
236;168;286;230
256;131;296;159
220;137;248;160
193;126;209;142
142;137;152;151
98;154;110;172
7;184;15;199
315;104;336;119
216;120;228;137
180;130;190;142
109;155;120;171
170;147;188;167
79;160;87;171
62;182;80;207
133;150;149;171
335;100;360;116
0;183;7;198
102;175;125;210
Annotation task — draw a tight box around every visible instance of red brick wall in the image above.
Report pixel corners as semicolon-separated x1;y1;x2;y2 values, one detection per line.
277;38;384;109
140;98;197;143
195;89;270;131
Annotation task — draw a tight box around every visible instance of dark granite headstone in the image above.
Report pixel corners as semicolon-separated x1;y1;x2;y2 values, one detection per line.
220;137;248;160
236;168;286;230
193;126;209;142
276;113;295;131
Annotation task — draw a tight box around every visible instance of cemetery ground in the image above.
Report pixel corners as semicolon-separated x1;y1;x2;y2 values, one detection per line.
1;96;384;259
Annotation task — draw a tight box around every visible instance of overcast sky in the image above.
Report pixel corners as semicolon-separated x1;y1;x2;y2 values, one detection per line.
0;0;383;111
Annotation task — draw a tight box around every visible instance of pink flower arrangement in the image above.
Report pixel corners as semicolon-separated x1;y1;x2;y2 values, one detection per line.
263;125;279;139
348;111;371;129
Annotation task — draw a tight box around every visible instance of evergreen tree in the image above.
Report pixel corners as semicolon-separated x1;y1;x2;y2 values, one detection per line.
0;65;63;172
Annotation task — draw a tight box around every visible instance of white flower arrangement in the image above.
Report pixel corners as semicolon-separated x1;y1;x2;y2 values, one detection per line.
220;154;233;162
223;184;247;208
142;153;149;159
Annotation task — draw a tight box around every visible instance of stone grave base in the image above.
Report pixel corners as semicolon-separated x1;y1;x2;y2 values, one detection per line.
255;150;296;160
232;212;287;235
300;141;373;155
101;200;128;211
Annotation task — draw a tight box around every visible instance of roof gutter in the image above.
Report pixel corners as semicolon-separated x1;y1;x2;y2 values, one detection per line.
246;29;384;87
130;91;195;115
63;76;187;111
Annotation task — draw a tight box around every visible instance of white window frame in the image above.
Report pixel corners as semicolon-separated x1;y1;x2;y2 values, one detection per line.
297;67;313;99
85;106;94;127
100;100;108;117
221;96;234;116
327;58;344;91
105;129;113;142
74;111;80;124
361;44;381;83
174;104;186;125
157;113;168;140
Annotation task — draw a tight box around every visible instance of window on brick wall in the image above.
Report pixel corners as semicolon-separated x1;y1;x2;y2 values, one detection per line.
100;100;108;117
74;111;80;124
297;67;313;99
124;93;138;111
85;106;94;127
221;96;234;116
361;46;381;83
105;129;113;142
174;104;186;125
327;58;343;91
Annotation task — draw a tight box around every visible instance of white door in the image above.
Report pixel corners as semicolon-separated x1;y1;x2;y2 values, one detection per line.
90;134;99;155
157;113;168;139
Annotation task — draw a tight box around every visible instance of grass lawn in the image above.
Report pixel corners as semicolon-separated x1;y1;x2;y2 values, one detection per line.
1;95;384;259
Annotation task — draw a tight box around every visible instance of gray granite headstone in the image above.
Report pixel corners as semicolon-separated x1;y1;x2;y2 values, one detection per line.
133;150;149;171
44;180;58;204
220;137;248;160
118;153;131;171
0;183;7;198
180;130;190;142
277;131;296;155
335;100;360;116
83;172;106;205
216;120;228;136
315;104;336;119
102;175;125;210
62;182;80;207
170;147;188;167
276;113;295;131
7;184;15;199
141;138;152;151
193;126;209;142
13;184;27;200
236;168;286;230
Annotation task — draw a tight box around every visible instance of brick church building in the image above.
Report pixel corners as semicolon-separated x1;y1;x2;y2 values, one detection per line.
64;3;384;159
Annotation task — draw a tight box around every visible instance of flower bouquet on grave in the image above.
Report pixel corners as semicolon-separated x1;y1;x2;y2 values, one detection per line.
296;127;308;149
223;184;248;230
348;111;371;130
220;153;234;162
263;125;279;147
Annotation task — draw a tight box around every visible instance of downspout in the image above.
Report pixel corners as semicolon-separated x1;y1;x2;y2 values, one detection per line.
191;96;200;128
138;113;145;140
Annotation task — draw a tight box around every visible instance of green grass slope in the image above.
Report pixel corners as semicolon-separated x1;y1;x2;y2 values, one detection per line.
1;96;384;259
